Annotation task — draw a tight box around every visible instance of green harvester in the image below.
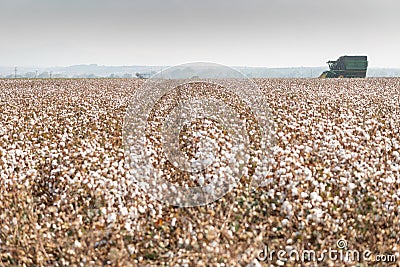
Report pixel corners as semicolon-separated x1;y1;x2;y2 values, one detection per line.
320;55;368;78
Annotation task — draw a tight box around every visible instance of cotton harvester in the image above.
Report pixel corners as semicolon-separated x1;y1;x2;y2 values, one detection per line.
319;55;368;78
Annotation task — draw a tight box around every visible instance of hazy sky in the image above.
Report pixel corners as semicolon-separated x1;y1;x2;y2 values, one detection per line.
0;0;399;67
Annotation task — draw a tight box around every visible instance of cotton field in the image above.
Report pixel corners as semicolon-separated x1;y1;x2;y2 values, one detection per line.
0;78;399;266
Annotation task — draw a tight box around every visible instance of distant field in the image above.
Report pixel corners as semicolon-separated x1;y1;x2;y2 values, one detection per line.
0;78;399;266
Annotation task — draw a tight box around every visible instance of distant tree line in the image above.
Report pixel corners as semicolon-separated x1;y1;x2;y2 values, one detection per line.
0;72;138;78
1;68;399;78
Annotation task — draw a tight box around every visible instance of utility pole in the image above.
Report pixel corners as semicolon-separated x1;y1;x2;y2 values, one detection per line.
50;71;52;79
35;70;38;78
14;66;17;78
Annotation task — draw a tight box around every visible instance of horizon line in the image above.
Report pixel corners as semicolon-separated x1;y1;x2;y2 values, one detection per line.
1;64;400;69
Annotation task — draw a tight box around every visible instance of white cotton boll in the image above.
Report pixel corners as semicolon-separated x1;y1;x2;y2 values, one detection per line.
198;176;205;186
171;217;177;227
304;202;312;209
277;260;285;266
311;208;324;222
300;192;308;199
127;244;136;255
277;168;286;175
161;183;167;190
292;187;298;196
100;207;107;215
390;164;399;172
74;240;82;248
120;207;128;216
26;169;37;176
125;222;132;231
304;168;312;180
107;213;117;223
310;192;322;202
138;206;146;214
348;183;357;190
282;201;293;216
385;177;394;184
205;184;215;195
